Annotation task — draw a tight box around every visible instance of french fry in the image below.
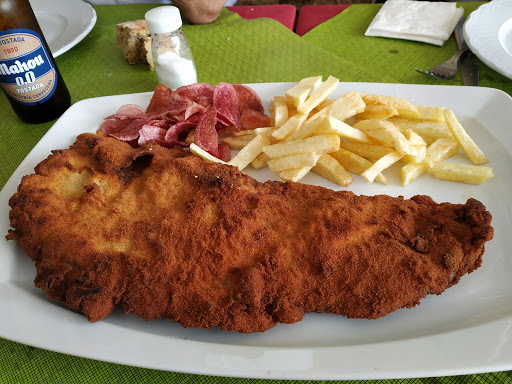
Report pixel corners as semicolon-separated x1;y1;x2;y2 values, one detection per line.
251;152;270;169
353;119;419;156
267;152;318;173
356;103;398;120
312;154;353;187
233;127;272;138
253;127;273;135
361;150;404;183
279;154;322;182
425;138;459;164
283;115;325;143
219;126;239;137
233;129;256;137
285;75;322;109
362;94;422;119
306;103;331;124
401;162;429;186
413;105;446;122
263;134;340;159
400;138;459;186
388;117;452;145
430;161;494;185
270;98;289;129
402;129;427;164
327;116;374;143
330;147;388;184
443;109;489;165
190;143;226;164
279;167;311;182
312;99;334;115
271;113;308;141
228;133;272;170
339;142;393;163
328;90;366;122
404;129;426;147
297;75;339;116
222;135;254;150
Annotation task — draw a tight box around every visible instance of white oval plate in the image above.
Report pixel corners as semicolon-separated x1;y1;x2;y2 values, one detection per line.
1;82;512;380
30;0;97;58
464;0;512;80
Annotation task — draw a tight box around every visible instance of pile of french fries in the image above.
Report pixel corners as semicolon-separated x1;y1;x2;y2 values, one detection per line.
191;75;494;186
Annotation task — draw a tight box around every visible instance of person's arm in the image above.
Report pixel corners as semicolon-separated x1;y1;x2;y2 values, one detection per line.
172;0;227;24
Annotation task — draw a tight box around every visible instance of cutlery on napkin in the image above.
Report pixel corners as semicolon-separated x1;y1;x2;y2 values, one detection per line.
365;0;464;46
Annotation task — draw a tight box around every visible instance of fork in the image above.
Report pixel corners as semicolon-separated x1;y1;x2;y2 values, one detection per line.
415;16;467;80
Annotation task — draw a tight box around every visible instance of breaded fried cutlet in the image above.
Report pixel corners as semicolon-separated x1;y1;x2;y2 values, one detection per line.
6;133;493;333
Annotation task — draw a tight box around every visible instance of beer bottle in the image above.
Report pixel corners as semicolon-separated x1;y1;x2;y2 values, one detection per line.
0;0;71;123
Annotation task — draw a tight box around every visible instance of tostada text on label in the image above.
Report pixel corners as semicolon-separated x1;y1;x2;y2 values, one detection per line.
0;28;58;105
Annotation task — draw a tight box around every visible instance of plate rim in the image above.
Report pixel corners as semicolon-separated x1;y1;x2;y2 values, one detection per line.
464;0;512;80
31;0;97;57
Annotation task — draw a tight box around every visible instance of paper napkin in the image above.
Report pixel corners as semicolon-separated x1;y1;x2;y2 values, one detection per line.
365;0;464;46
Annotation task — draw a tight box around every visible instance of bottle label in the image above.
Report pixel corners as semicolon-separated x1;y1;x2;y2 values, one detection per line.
0;28;58;105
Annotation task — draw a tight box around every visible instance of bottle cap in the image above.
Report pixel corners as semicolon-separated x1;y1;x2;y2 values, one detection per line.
145;6;183;34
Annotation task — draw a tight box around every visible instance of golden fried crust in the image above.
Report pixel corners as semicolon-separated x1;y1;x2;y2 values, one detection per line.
6;133;494;332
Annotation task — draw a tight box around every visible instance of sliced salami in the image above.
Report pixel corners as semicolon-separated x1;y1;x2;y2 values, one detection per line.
138;126;167;146
214;82;241;131
110;118;148;141
99;118;133;135
240;109;271;130
105;104;147;120
217;142;231;162
194;108;219;157
233;84;264;113
176;83;215;108
146;84;173;114
164;122;196;147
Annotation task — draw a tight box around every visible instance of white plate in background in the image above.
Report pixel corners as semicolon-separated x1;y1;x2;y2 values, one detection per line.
464;0;512;80
30;0;97;57
1;82;511;380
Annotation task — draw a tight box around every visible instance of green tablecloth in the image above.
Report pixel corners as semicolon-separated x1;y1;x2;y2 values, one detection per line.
1;3;511;383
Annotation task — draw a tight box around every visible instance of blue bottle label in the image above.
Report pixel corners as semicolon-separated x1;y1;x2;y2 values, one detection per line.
0;28;58;105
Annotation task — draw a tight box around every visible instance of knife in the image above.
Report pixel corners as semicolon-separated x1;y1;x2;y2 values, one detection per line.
454;16;479;86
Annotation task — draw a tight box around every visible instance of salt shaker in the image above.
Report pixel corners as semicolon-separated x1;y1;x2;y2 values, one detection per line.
145;6;197;89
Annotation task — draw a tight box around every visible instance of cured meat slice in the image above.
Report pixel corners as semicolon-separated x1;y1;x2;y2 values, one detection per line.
194;108;219;157
240;109;271;130
214;82;241;131
176;83;215;107
110;119;148;141
233;84;265;113
105;104;147;120
99;119;133;135
217;142;231;162
146;84;173;114
164;122;196;147
138;126;167;146
147;85;205;121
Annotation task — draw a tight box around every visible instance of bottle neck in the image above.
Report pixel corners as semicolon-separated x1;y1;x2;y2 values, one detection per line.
0;0;42;33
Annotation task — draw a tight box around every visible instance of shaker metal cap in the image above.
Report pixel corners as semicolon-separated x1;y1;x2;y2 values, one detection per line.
145;6;182;34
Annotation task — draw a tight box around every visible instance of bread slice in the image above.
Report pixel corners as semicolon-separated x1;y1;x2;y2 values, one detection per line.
116;20;154;70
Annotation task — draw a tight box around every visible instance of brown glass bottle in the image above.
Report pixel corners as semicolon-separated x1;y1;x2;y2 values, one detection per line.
0;0;71;123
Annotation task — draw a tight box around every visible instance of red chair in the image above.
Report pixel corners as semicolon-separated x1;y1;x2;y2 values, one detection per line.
295;4;351;36
227;4;297;31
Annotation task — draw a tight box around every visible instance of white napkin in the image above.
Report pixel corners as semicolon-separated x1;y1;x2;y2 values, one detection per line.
365;0;464;46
